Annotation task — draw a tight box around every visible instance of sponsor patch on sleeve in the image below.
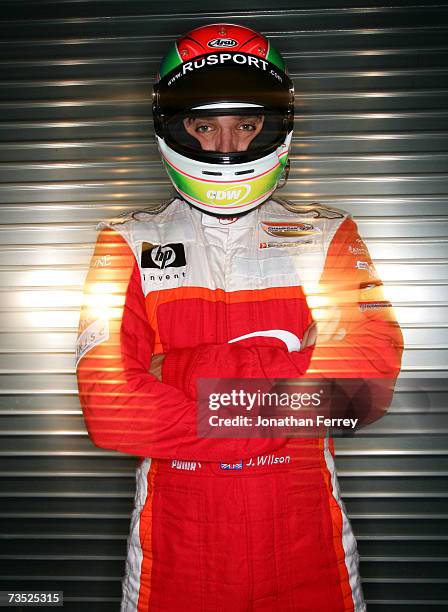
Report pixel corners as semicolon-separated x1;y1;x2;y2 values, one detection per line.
359;301;392;312
75;318;109;368
348;238;369;256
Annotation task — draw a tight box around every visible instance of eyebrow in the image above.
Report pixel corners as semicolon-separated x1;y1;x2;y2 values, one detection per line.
188;116;263;122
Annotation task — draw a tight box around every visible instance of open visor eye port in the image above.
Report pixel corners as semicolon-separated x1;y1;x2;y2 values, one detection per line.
162;110;289;163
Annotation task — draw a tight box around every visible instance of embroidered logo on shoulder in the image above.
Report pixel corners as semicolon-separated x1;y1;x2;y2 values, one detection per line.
356;260;377;278
348;238;369;256
141;242;186;270
261;221;321;237
92;254;111;268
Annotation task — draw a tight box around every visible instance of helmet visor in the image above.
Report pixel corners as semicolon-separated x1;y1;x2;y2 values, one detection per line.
162;108;288;163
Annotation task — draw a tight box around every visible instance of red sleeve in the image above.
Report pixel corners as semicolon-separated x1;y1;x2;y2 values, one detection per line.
307;217;403;424
76;228;287;461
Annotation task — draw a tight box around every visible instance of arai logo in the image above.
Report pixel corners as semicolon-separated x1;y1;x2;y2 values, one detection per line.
208;38;238;48
206;184;251;206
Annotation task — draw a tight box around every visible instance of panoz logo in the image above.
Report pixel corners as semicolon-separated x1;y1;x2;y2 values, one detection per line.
208;38;238;48
206;184;251;206
141;242;186;270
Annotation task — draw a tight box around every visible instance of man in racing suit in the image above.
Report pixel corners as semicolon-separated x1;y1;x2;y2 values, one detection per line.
76;24;403;612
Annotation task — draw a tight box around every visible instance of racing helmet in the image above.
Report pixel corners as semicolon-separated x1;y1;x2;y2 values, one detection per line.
153;23;294;215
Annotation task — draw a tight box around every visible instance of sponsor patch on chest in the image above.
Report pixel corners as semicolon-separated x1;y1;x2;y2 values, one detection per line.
141;242;186;269
261;221;321;238
141;242;187;291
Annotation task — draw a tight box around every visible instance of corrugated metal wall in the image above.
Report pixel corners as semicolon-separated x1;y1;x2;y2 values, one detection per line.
1;1;447;610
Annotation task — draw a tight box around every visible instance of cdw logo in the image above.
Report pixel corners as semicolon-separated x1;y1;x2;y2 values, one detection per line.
206;184;251;205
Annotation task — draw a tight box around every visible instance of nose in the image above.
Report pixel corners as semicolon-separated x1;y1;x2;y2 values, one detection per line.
214;127;239;152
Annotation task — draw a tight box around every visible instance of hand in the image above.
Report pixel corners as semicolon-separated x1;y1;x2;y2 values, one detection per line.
150;353;166;381
301;322;317;349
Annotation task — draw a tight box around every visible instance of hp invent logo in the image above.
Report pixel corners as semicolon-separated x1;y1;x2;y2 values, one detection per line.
141;242;186;270
150;245;176;269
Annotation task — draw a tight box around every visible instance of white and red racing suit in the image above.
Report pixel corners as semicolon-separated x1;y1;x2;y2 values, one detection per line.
76;198;403;612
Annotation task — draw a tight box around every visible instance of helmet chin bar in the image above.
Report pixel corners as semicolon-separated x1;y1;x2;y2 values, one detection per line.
157;132;292;216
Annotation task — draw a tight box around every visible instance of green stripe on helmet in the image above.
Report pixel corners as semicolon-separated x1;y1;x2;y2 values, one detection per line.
163;158;286;209
266;42;286;72
159;43;183;79
279;152;288;167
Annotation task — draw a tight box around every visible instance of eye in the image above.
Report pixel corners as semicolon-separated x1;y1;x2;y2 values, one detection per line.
195;123;214;133
238;122;257;132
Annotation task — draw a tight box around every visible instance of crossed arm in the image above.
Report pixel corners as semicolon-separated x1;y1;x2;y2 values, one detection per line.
76;221;403;460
